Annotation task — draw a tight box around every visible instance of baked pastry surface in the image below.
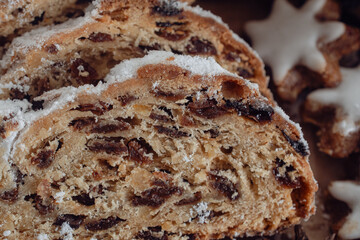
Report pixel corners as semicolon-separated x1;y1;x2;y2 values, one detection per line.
0;52;316;239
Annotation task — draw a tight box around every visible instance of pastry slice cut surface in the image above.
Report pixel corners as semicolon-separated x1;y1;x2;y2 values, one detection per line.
0;52;316;239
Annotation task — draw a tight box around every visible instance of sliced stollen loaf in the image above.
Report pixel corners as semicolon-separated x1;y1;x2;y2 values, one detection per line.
0;0;269;103
0;52;316;239
0;0;93;58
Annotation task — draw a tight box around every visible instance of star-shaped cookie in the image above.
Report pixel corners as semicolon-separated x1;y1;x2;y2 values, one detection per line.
329;181;360;239
303;66;360;158
246;0;360;101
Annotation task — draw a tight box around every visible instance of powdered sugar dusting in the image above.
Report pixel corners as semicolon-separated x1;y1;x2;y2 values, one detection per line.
37;233;49;240
60;222;73;240
189;202;211;224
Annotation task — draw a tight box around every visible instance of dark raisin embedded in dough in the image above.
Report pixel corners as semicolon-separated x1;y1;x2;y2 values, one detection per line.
87;137;128;155
136;229;169;240
204;129;220;138
117;94;137;106
90;119;130;133
208;171;239;201
139;43;162;53
69;117;96;130
26;194;54;215
281;131;309;156
186;37;217;55
187;98;228;119
155;29;189;41
72;193;95;206
272;158;301;189
70;58;99;85
0;188;19;203
85;216;125;231
156;21;185;27
220;146;233;154
45;44;58;54
175;192;202;206
225;100;274;122
33;77;51;96
159;106;173;118
31;150;54;168
132;183;183;208
150;113;172;122
88;32;113;42
53;214;86;229
225;52;241;62
155;126;189;138
127;138;154;164
9;88;28;100
72;101;113;115
31;100;45;111
30;11;45;25
152;1;183;16
237;67;254;79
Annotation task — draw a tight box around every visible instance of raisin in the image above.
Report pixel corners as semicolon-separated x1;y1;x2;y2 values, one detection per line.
220;146;233;154
132;183;182;207
88;32;113;42
150;113;172;122
30;11;45;25
0;188;19;203
69;117;96;130
281;131;308;156
158;106;173;118
225;52;241;62
9;88;28;100
31;100;45;111
72;101;113;115
340;50;360;68
204;129;220;138
187;98;228;119
152;1;183;16
85;216;125;231
31;150;54;168
127;138;154;164
155;29;189;41
272;158;300;188
45;44;58;54
208;172;239;201
139;43;162;53
70;58;99;85
54;214;86;229
186;37;217;55
156;21;185;27
225;100;274;122
237;67;254;79
15;168;26;184
155;126;189;138
136;230;169;240
65;8;85;18
72;193;95;206
117;94;137;106
26;194;54;215
86;137;128;155
90;120;130;133
175;192;202;206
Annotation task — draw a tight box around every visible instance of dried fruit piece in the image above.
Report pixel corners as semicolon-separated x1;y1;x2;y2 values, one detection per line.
88;32;113;42
72;101;113;115
85;216;125;231
87;137;128;155
187;98;228;119
70;58;99;85
186;37;217;55
0;188;19;203
72;193;95;206
155;125;189;138
282;131;308;156
152;2;182;16
53;214;86;229
208;171;239;201
272;158;301;189
175;192;202;206
225;100;274;122
31;150;55;169
127;138;154;164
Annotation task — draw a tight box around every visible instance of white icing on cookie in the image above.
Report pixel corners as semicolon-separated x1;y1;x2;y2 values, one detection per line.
328;181;360;239
307;66;360;135
245;0;345;84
